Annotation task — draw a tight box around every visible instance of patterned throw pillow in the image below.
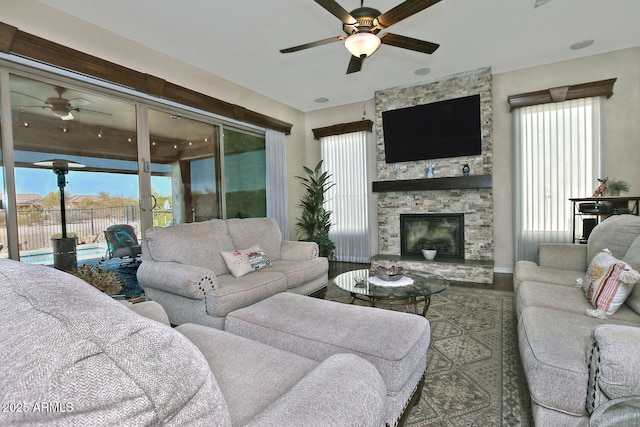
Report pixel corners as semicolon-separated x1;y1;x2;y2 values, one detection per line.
582;248;640;316
220;245;271;278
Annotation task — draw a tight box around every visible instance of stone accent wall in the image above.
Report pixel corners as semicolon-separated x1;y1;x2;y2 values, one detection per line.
374;67;494;281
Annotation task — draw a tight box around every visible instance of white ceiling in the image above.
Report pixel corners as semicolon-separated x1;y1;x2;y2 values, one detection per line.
37;0;640;112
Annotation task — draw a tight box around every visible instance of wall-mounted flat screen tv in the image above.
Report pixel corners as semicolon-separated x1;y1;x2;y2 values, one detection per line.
382;94;482;163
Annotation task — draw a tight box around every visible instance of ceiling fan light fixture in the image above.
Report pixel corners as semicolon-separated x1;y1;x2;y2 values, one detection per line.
345;32;380;58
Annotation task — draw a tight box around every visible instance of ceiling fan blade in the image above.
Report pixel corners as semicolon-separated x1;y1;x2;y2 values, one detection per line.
280;36;345;53
346;55;363;74
377;0;442;28
75;108;113;117
314;0;355;24
11;91;46;103
380;33;439;54
68;98;92;107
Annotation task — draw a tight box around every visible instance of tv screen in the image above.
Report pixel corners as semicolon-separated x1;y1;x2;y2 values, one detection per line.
382;94;482;163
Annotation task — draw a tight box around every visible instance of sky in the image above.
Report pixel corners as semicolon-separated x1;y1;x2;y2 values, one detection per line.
14;168;171;199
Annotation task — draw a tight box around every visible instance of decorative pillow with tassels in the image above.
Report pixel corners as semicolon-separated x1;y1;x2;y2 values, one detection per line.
579;248;640;318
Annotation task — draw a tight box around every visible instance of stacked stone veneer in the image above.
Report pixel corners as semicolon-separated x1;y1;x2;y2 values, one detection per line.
374;67;494;283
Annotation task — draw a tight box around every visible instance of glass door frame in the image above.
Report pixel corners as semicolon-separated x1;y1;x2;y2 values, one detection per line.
0;67;20;260
0;56;267;260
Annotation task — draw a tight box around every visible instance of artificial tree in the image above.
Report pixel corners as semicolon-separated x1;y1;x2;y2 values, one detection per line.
295;160;336;259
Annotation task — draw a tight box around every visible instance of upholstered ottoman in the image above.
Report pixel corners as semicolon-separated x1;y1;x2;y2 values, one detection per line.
225;292;430;426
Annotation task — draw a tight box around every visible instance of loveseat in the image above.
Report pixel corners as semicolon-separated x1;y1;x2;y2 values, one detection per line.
514;214;640;426
0;259;388;426
137;217;328;329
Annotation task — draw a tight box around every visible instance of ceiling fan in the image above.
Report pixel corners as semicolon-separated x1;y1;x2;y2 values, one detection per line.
280;0;441;74
12;86;93;121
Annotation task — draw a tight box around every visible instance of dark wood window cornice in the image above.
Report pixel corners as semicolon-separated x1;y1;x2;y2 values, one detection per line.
0;22;293;135
312;119;373;140
507;78;617;111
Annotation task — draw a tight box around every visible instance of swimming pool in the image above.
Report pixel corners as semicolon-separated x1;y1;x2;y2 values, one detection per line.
18;244;107;265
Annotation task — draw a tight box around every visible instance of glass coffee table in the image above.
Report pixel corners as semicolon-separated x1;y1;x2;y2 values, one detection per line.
332;268;449;317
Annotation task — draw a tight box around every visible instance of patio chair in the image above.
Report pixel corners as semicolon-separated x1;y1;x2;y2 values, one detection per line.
104;224;142;265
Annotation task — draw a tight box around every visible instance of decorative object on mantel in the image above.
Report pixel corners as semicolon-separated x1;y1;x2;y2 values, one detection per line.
426;164;434;178
462;164;470;176
592;176;608;197
606;179;630;196
422;249;437;260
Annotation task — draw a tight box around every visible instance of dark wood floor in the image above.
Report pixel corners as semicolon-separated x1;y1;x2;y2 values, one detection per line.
328;262;514;292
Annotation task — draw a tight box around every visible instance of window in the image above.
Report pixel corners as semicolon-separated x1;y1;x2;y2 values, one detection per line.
514;97;602;262
320;131;370;262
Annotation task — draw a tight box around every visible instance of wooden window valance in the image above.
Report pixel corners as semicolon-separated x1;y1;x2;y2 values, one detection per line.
312;119;373;140
0;22;293;135
507;78;616;111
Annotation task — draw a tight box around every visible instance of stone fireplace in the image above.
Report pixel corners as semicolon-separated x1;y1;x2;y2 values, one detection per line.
400;213;464;258
371;67;495;284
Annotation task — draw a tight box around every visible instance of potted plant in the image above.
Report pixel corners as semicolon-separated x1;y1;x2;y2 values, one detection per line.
606;179;630;196
295;160;336;259
71;264;123;295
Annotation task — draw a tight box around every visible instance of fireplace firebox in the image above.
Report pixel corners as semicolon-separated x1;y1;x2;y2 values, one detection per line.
400;213;464;258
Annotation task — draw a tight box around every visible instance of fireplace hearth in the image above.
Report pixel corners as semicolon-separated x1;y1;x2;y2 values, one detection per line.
400;213;464;258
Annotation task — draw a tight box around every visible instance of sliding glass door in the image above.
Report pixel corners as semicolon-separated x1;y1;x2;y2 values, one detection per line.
148;109;221;225
0;65;268;264
223;128;266;218
9;73;139;263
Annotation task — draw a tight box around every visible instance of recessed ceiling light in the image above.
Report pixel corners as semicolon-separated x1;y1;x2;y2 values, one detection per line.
570;40;594;50
314;97;330;103
414;67;431;76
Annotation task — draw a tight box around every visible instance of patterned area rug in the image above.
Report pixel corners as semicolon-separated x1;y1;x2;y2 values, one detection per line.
325;283;533;427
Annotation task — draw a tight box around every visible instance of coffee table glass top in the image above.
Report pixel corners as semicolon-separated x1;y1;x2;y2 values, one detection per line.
333;268;449;301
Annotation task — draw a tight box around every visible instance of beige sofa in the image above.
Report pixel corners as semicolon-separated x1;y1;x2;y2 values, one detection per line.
137;218;328;329
1;259;389;426
514;214;640;426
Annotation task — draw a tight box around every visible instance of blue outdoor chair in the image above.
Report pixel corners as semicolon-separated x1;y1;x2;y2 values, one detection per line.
104;224;142;265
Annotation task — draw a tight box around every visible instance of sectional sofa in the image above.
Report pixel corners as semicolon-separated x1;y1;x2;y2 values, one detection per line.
137;217;328;329
514;214;640;426
1;259;429;426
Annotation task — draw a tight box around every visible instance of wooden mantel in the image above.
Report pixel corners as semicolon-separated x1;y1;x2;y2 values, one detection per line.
372;175;492;193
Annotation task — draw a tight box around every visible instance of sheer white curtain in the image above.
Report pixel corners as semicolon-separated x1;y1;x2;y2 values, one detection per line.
265;129;289;239
320;131;371;262
514;97;602;262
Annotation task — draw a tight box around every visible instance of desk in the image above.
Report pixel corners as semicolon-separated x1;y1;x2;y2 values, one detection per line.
569;196;640;243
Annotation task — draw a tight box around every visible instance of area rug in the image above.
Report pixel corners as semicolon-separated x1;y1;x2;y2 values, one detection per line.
325;283;533;427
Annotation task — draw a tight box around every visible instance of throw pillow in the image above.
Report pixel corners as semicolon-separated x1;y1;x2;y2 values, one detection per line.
582;248;640;317
220;245;271;278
